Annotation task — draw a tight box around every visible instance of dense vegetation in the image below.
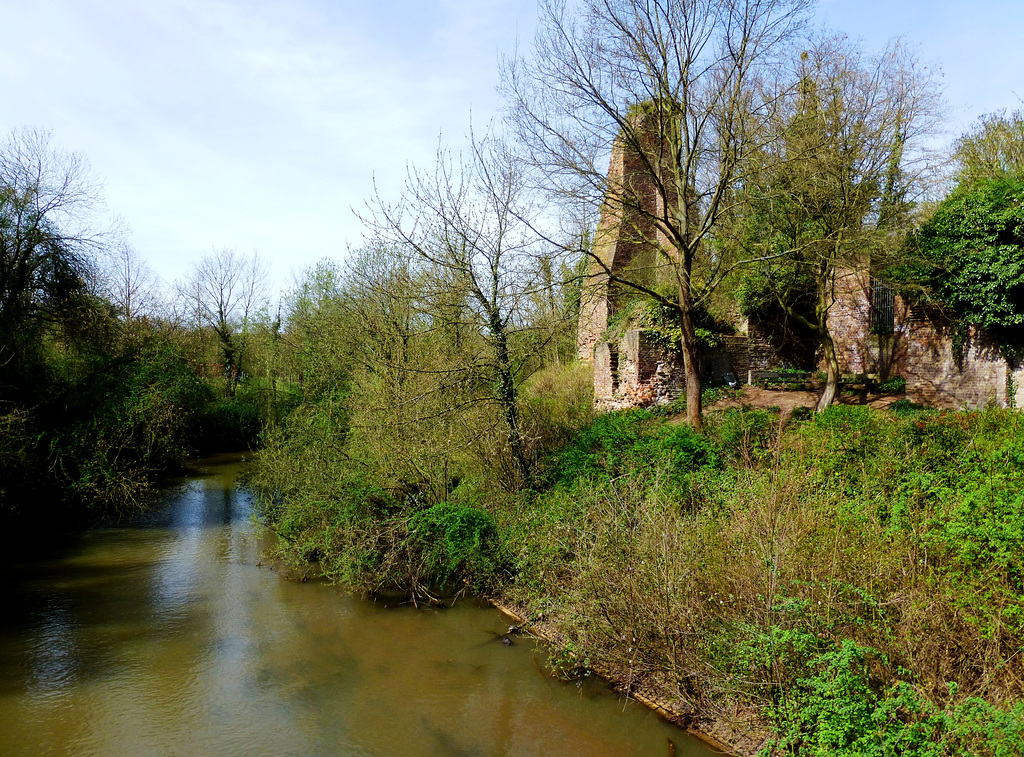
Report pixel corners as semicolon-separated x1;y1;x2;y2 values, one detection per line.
248;71;1022;757
0;290;288;542
897;115;1024;363
0;131;292;542
503;405;1024;755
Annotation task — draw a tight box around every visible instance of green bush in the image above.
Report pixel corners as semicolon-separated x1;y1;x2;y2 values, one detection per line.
542;409;719;488
48;338;212;511
408;503;501;587
768;639;1024;757
710;408;778;462
890;398;930;416
875;374;906;393
769;640;889;757
199;396;263;451
660;423;719;468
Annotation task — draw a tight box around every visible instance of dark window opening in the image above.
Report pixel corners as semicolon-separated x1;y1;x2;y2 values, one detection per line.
609;345;620;393
870;278;895;335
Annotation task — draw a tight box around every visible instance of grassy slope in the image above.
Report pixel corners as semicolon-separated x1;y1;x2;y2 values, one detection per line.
494;405;1024;756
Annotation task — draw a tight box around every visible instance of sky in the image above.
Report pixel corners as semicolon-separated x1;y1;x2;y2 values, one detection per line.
2;0;1023;294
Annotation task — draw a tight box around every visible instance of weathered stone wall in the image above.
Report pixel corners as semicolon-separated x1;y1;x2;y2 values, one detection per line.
720;335;753;381
828;266;873;374
577;281;610;364
593;342;615;402
902;311;1014;409
578;112;677;369
828;268;1017;409
738;324;783;376
594;329;683;409
827;265;906;379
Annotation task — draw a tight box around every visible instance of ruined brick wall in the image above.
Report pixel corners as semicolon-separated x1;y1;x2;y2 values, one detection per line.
827;266;912;381
579;119;1022;411
903;309;1014;409
805;266;1019;408
743;322;785;373
578;109;682;408
578;122;673;364
720;335;752;380
594;329;683;409
593;342;615;401
828;266;872;374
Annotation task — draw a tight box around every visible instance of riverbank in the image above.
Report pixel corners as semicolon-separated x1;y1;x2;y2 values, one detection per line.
490;598;755;756
492;404;1024;755
251;401;1024;755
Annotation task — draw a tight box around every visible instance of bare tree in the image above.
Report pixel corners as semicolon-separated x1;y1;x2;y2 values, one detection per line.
502;0;812;429
179;248;269;395
102;242;162;322
369;135;551;484
0;128;113;383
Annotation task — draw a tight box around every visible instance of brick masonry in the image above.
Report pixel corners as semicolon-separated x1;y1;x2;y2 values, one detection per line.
586;259;1022;411
578;113;677;366
828;266;1022;409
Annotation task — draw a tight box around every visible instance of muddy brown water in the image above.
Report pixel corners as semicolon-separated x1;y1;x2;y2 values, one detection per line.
0;453;717;757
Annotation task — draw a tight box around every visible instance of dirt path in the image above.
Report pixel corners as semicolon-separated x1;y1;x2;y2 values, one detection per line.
706;385;904;417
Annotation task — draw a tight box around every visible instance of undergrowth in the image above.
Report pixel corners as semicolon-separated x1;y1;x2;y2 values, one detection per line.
497;405;1024;755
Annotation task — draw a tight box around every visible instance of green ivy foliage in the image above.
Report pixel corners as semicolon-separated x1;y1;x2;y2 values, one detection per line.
767;639;1024;757
906;175;1024;358
605;292;733;353
540;409;720;491
408;503;500;587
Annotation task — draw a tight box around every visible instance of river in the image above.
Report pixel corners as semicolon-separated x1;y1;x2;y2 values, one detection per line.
0;453;717;757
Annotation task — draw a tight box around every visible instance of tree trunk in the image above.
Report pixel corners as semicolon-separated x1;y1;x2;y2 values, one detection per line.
815;264;840;413
489;314;531;483
677;281;704;432
816;330;840;412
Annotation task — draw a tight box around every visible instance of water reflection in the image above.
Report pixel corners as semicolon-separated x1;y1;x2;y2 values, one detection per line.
26;593;79;698
0;453;718;757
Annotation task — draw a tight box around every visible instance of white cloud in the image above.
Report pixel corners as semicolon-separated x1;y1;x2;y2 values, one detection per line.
3;0;1019;294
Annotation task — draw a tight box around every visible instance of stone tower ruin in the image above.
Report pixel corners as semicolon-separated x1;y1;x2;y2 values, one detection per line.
576;108;699;407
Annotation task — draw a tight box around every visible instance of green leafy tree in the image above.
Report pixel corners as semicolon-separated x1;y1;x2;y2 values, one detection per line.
276;247;475;503
909;175;1024;360
953;108;1024;184
740;36;940;410
892;109;1024;363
